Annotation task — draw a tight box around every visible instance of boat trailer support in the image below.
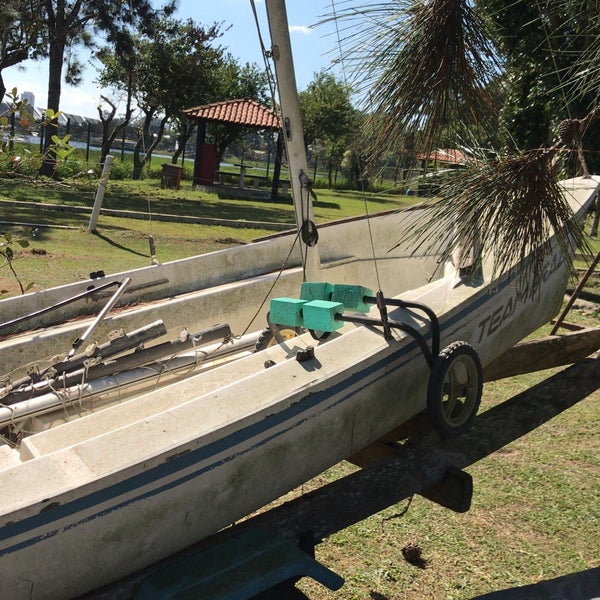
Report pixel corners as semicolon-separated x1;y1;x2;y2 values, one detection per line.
365;294;441;359
87;351;599;600
347;436;473;514
133;526;343;600
329;289;443;368
336;312;435;367
550;247;600;335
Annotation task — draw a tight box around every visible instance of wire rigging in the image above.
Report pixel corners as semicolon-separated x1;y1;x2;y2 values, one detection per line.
533;0;572;120
330;0;383;293
250;0;280;122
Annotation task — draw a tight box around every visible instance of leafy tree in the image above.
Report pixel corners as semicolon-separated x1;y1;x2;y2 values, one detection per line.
37;0;175;178
198;59;270;168
329;0;598;295
98;17;224;179
328;1;501;161
0;0;45;103
480;0;600;173
299;72;357;188
94;22;144;165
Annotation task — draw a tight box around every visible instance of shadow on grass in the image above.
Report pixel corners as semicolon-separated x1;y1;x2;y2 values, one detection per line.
92;231;148;258
215;192;341;211
565;288;600;304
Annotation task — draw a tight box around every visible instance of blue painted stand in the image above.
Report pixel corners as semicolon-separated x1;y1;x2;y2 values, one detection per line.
134;527;344;599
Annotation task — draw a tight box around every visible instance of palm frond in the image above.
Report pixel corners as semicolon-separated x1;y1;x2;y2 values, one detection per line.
396;150;592;295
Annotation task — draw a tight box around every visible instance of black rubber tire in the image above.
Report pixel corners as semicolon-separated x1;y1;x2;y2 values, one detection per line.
308;329;331;341
427;340;483;437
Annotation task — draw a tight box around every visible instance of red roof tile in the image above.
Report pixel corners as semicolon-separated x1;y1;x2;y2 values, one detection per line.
183;99;281;129
416;149;469;164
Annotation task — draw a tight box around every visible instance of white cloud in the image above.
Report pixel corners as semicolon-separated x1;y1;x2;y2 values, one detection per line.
4;71;103;119
59;87;102;118
289;25;312;35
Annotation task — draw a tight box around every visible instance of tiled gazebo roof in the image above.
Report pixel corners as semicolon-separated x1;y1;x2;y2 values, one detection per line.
183;99;281;129
416;149;469;164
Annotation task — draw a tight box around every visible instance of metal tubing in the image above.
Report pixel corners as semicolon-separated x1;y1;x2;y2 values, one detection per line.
66;277;132;359
335;313;434;367
0;279;119;334
364;295;441;359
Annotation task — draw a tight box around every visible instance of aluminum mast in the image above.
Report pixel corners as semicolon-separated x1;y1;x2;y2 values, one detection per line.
265;0;321;282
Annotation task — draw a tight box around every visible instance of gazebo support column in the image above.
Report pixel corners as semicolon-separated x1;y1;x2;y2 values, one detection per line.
271;131;283;201
193;120;207;187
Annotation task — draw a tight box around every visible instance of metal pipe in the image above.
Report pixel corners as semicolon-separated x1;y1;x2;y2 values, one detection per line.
66;277;131;359
0;279;119;334
0;331;260;428
3;320;168;401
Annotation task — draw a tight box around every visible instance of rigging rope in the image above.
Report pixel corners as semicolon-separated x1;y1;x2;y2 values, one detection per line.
533;0;572;120
250;0;280;122
239;228;305;338
330;0;383;293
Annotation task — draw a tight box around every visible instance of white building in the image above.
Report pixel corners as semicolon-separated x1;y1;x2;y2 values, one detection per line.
20;91;35;108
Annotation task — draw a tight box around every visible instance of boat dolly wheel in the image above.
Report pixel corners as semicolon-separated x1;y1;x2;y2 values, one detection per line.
426;341;483;437
254;315;303;352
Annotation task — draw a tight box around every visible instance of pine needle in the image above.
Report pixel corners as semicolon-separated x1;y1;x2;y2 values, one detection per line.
396;150;591;295
329;0;502;157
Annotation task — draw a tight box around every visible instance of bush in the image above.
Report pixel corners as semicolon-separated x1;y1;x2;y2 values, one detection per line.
55;158;99;180
105;158;135;181
0;149;42;177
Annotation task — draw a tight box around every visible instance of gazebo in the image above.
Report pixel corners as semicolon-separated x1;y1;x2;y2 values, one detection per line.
183;99;282;193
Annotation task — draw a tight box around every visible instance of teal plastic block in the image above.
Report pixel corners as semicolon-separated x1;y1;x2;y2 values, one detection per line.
269;297;307;327
302;300;344;332
331;284;372;312
300;281;334;302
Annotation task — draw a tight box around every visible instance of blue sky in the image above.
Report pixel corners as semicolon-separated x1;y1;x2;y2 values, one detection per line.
3;0;339;118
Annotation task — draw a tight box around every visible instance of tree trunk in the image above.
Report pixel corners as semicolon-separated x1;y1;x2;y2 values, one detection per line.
132;136;146;180
39;8;68;179
100;117;133;165
0;75;6;109
132;110;167;180
172;121;193;164
590;194;599;237
99;79;134;165
214;146;226;170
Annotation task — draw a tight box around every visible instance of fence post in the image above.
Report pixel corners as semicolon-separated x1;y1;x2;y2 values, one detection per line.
88;155;114;233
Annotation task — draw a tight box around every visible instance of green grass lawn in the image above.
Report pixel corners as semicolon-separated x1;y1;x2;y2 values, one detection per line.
0;175;416;295
291;355;599;600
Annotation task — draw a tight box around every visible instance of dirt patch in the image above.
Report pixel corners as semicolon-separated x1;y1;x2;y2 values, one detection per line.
0;275;21;297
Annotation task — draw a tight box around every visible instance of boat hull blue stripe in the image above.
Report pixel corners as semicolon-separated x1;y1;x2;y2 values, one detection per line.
0;265;548;558
0;337;422;555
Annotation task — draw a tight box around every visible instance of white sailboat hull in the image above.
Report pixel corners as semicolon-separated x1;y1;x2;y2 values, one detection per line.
0;177;596;598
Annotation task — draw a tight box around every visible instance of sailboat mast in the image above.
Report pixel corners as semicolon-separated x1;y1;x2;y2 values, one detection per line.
265;0;321;282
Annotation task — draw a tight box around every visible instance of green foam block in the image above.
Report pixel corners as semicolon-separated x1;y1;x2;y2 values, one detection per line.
331;284;372;313
300;281;334;302
302;300;344;332
269;297;307;327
